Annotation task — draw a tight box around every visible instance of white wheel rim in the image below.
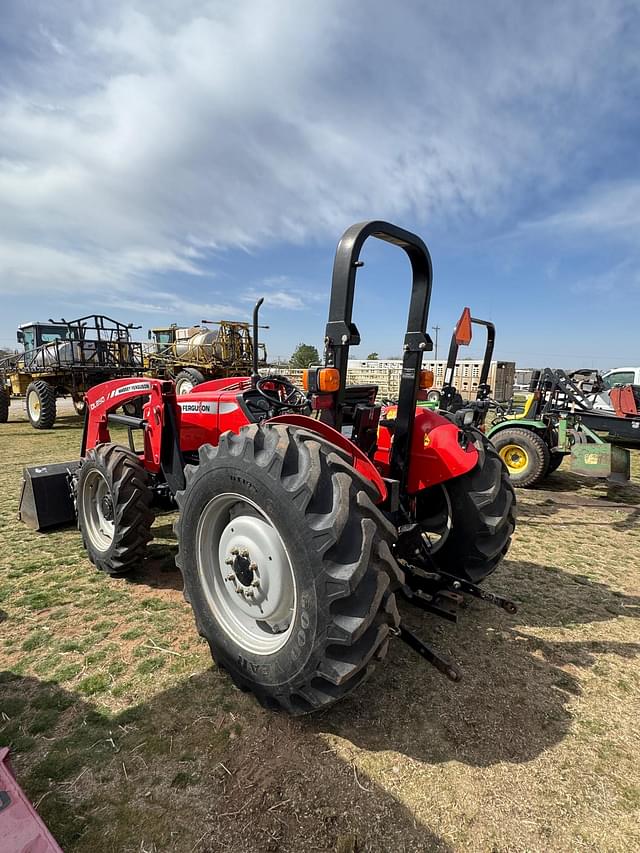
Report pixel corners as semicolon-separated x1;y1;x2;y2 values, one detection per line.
82;469;116;551
177;378;195;394
196;493;296;655
27;390;41;421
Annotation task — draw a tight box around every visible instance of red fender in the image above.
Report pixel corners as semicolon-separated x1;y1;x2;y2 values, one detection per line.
267;413;388;503
375;406;479;493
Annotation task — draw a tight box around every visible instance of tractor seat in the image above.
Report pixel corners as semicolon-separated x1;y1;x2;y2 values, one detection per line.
342;384;378;426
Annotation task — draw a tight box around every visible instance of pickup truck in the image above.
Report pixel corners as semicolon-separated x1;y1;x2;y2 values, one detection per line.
602;367;640;388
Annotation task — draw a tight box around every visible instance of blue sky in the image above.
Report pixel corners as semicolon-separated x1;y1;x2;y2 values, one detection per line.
1;1;639;368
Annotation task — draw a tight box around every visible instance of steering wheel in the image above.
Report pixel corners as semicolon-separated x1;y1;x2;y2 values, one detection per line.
255;375;309;411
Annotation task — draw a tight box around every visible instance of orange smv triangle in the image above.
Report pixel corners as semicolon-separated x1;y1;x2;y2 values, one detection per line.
454;307;473;346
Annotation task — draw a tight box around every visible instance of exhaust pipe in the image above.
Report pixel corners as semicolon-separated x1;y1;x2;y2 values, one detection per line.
251;298;264;389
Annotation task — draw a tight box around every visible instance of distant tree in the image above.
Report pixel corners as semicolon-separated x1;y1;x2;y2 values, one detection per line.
367;352;379;360
290;343;320;369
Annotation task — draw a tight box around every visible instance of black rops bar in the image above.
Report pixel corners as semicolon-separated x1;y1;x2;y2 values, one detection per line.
442;315;496;404
324;221;433;489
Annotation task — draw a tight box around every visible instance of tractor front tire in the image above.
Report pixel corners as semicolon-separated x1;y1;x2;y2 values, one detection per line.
25;381;56;429
175;368;205;395
122;398;143;418
492;427;550;488
0;388;9;423
76;443;154;576
416;431;516;584
175;423;402;715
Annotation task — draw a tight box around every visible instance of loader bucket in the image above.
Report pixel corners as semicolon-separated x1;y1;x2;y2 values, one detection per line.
18;461;80;530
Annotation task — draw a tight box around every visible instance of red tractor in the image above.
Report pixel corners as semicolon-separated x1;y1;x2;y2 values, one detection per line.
22;222;516;714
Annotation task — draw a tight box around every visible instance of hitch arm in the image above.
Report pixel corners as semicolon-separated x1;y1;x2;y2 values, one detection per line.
398;626;461;682
437;571;518;615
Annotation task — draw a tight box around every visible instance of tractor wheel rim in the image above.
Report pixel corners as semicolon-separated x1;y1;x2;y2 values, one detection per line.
499;444;529;472
196;492;296;656
177;378;194;394
82;469;116;551
419;484;453;555
27;392;41;420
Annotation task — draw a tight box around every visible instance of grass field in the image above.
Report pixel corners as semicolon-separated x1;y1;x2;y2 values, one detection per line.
1;402;639;852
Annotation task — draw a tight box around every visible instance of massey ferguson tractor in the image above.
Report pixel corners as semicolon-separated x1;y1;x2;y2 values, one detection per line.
20;222;516;714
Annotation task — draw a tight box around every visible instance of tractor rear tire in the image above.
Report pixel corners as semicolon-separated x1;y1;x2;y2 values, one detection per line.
175;423;402;715
0;389;9;423
76;443;154;576
175;368;205;395
416;431;515;584
25;381;56;429
492;427;550;488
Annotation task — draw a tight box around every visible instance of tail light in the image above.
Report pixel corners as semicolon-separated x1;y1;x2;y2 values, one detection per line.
419;369;434;390
303;367;340;393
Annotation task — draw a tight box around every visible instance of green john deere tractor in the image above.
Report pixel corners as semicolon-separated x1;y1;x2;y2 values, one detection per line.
486;369;635;488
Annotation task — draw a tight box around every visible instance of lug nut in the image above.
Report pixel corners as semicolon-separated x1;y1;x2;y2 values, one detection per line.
225;557;233;565
249;562;257;571
251;580;260;588
241;548;250;558
225;574;235;581
230;547;239;556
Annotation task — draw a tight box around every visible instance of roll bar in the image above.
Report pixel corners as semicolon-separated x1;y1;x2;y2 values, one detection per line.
442;312;496;404
324;220;433;488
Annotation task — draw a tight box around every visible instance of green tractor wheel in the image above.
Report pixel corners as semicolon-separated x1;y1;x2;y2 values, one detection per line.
492;427;550;488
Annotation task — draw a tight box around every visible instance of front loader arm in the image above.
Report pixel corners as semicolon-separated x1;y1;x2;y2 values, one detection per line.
82;378;177;475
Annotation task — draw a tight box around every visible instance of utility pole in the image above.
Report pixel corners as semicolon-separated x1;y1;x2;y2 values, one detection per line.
432;325;440;361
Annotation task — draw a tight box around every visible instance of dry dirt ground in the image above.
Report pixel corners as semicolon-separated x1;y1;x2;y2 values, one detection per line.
1;401;639;852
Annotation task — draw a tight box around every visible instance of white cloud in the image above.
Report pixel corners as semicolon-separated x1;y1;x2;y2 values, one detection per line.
0;0;637;305
241;275;326;311
244;290;305;311
520;180;640;240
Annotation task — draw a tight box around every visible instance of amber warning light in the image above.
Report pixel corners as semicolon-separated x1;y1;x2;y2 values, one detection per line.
303;368;341;393
419;370;435;389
